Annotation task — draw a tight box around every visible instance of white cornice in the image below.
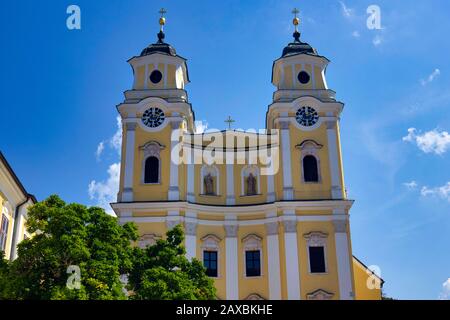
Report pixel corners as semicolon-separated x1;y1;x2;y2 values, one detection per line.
111;199;353;217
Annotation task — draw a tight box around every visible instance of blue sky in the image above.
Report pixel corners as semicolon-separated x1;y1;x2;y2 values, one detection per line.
1;0;449;299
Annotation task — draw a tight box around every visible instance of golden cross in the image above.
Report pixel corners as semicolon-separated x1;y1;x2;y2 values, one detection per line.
292;8;300;32
158;8;167;31
224;116;235;129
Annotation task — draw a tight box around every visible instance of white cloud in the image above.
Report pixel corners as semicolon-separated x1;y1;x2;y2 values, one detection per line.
88;162;120;214
195;120;208;134
89;116;123;214
421;182;450;202
421;68;441;86
439;278;450;300
403;181;418;190
94;116;122;162
339;1;354;18
110;116;122;155
403;128;450;155
372;34;383;46
95;142;104;161
351;30;360;38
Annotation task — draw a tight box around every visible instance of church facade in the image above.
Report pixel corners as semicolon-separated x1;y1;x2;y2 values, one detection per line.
111;11;383;300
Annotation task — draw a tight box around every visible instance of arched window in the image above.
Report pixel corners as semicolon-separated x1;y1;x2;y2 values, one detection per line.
144;156;159;183
296;140;323;184
303;155;319;182
140;141;164;184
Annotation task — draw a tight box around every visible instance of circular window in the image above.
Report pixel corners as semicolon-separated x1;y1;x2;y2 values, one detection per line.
297;71;310;84
149;70;163;84
142;107;165;128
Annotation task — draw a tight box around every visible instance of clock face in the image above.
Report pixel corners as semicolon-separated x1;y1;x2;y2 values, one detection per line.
142;107;165;128
296;106;319;127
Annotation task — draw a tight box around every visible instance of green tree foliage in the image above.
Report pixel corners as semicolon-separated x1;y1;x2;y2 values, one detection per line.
128;225;216;300
0;195;138;300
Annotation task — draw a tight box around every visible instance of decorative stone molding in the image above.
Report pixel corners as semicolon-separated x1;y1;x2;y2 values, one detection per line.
224;224;238;237
184;222;197;236
245;293;265;300
296;139;323;152
325;120;337;130
331;185;343;199
306;289;334;300
138;233;160;248
242;234;262;251
333;219;348;233
126;122;137;131
279;120;290;130
265;222;279;235
171;119;183;129
166;219;181;230
283;220;297;233
201;234;221;250
303;231;328;247
140;140;165;158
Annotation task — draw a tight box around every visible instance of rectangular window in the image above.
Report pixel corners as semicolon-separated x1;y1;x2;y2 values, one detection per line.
309;246;326;273
245;250;261;277
203;251;218;277
0;214;9;252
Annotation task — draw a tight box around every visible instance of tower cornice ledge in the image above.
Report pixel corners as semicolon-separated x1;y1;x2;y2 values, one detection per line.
110;199;354;217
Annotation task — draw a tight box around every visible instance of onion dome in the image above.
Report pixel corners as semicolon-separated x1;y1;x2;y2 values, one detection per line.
281;8;318;57
140;8;177;56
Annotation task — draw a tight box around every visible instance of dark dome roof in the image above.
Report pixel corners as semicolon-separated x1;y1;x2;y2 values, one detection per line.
282;31;317;57
140;31;177;56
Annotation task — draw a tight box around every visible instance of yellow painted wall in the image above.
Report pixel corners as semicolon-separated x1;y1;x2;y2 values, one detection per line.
289;123;333;200
353;258;382;300
132;63;180;90
297;221;340;299
276;63;326;90
237;225;269;299
196;224;227;300
135;66;145;89
132;124;173;201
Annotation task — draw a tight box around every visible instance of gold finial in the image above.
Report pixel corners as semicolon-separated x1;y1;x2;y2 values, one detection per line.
159;8;167;31
292;8;300;32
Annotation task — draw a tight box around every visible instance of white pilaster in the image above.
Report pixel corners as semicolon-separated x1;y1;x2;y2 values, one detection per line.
10;206;25;260
326;120;343;199
225;223;239;299
122;122;136;202
266;173;276;202
333;217;353;300
280;121;293;200
265;221;281;300
283;210;301;300
185;212;197;261
226;164;235;205
168;120;181;200
166;210;181;230
187;162;195;202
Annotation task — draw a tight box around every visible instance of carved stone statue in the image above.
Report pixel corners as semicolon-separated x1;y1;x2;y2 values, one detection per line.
247;173;257;195
204;173;215;195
